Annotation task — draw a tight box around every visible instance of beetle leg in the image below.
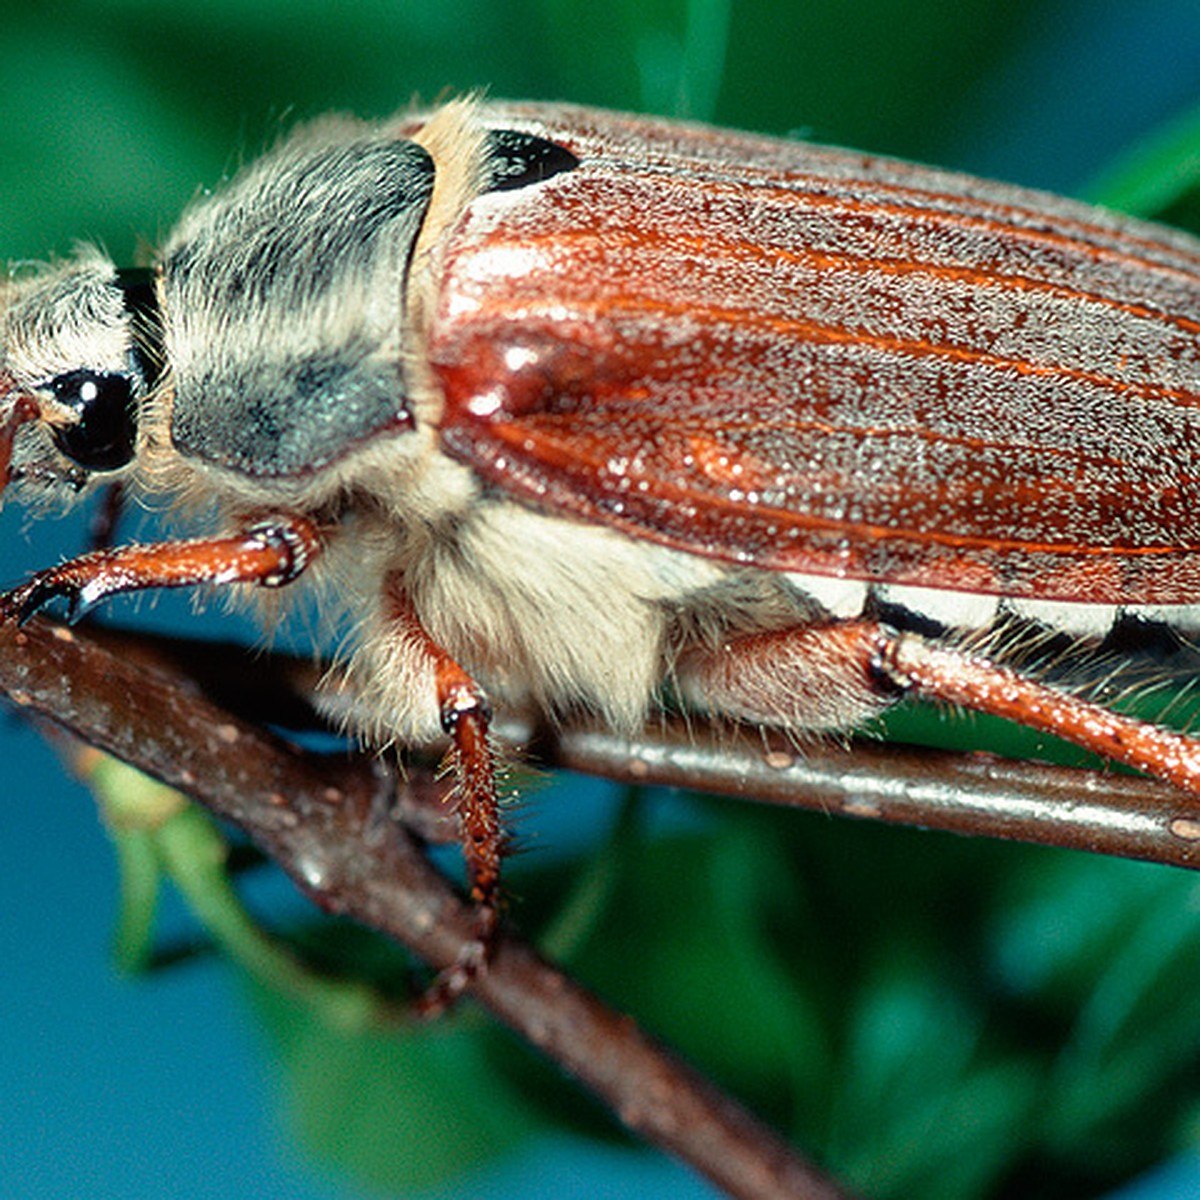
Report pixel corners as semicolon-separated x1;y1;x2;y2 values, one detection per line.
877;630;1200;795
383;586;504;1014
676;619;900;733
0;515;322;624
680;619;1200;797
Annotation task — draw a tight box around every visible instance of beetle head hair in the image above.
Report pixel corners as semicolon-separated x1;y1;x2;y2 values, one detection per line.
0;251;149;508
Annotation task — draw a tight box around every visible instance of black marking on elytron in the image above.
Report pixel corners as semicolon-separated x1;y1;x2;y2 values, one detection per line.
803;574;1200;644
115;267;162;391
863;585;948;641
1102;612;1192;660
486;130;580;192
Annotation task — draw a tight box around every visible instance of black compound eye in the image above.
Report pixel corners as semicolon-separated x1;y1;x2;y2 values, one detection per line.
49;369;137;470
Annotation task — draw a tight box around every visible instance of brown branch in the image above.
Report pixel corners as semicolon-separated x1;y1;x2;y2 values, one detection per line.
0;616;855;1200
77;623;1200;872
549;721;1200;871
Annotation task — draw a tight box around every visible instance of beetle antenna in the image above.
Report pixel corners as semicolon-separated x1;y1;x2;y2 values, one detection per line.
0;389;39;492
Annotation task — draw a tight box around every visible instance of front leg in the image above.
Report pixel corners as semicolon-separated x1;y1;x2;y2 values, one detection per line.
0;514;322;623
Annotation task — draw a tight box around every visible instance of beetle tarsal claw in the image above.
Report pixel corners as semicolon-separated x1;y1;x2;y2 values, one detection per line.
242;519;319;587
2;564;113;626
0;577;70;626
413;907;498;1019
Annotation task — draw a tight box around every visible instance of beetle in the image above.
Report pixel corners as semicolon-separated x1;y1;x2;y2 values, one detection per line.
4;99;1200;994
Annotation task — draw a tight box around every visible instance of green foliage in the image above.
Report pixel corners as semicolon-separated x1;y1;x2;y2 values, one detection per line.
1086;99;1200;222
251;985;542;1193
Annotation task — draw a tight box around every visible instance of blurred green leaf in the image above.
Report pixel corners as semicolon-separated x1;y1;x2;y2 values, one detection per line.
1086;98;1200;226
829;958;1039;1200
108;826;164;972
251;982;540;1192
552;817;831;1120
990;854;1200;1164
716;0;1039;159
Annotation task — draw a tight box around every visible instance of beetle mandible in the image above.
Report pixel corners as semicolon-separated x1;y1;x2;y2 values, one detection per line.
5;99;1200;993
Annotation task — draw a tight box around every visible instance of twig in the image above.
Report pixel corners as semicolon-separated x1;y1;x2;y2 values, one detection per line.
70;623;1200;872
11;619;1197;1196
0;616;856;1200
550;721;1200;870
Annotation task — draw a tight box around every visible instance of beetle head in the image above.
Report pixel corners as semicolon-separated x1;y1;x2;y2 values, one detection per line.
0;111;579;515
0;252;150;507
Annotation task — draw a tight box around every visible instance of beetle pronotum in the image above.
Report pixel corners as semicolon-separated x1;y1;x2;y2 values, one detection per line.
4;99;1200;994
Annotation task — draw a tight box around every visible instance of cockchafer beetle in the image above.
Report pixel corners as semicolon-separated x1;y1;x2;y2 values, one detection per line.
4;98;1200;993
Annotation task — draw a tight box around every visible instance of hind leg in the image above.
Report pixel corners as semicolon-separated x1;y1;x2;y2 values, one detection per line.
676;618;1200;795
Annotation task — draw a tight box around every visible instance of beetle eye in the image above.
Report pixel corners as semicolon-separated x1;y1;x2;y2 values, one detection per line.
49;369;137;470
